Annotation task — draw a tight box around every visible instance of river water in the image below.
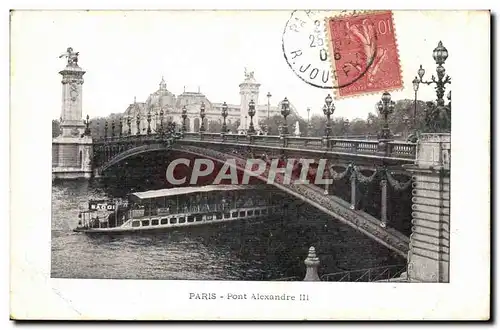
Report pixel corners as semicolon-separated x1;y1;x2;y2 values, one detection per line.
51;179;404;280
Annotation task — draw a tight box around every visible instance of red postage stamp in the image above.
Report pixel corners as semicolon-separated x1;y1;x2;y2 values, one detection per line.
326;11;403;99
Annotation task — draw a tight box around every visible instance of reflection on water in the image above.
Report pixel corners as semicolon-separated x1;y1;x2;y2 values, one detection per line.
51;179;404;280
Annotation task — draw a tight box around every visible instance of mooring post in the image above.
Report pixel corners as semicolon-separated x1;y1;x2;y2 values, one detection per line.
303;246;320;281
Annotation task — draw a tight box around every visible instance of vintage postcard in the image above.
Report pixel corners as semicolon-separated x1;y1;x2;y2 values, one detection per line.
10;8;490;320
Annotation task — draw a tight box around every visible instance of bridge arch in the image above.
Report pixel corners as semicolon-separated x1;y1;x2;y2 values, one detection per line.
99;143;171;173
96;142;410;256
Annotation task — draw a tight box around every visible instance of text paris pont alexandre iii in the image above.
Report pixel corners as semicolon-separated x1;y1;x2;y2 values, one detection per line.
189;293;310;301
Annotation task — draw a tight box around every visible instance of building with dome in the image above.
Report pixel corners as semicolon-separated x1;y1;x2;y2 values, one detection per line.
121;70;297;135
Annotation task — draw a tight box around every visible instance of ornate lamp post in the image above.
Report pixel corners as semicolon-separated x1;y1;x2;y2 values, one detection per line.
104;120;108;138
181;106;187;132
306;107;312;136
280;97;290;136
366;117;374;137
221;102;228;134
127;115;131;135
83;114;91;136
136;113;141;135
248;99;256;135
343;119;350;137
377;92;395;141
147;110;152;135
119;117;123;138
412;76;419;127
402;114;410;139
111;120;115;138
266;92;272;134
159;109;164;132
415;41;451;132
323;94;335;138
199;102;206;132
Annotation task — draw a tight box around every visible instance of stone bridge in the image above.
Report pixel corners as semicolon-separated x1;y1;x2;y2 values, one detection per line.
92;131;419;257
93;132;417;172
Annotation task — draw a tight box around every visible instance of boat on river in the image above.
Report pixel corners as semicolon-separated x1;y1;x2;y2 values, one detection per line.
74;185;285;234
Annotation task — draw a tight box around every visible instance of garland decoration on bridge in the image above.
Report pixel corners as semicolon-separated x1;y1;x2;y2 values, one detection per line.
354;167;378;184
329;164;352;181
385;170;413;191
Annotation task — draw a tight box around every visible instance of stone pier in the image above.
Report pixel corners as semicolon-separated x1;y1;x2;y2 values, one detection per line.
405;133;451;282
52;136;93;180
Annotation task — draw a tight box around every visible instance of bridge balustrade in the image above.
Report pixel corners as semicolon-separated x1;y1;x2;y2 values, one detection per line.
388;142;416;158
286;136;323;149
97;131;416;161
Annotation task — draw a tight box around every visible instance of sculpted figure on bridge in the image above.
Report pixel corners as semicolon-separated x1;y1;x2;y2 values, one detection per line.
244;67;255;80
59;47;80;67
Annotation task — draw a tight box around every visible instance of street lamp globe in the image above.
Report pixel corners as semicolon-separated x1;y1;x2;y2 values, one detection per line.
325;94;333;107
221;101;228;116
381;92;391;103
388;100;396;113
412;76;420;92
432;41;449;65
417;65;425;80
377;101;384;112
281;97;290;116
248;99;256;116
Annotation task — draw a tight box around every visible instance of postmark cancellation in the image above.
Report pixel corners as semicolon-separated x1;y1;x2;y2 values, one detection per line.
325;10;403;99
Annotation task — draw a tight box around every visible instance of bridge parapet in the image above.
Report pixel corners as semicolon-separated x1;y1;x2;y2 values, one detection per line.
179;132;417;161
92;131;417;173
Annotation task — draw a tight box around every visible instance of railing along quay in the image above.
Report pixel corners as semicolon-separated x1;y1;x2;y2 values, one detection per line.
320;264;407;282
269;246;407;282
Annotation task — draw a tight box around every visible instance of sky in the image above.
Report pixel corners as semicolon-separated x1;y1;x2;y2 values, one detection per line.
11;10;464;121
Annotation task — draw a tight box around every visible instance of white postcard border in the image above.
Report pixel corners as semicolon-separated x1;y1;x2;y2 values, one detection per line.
9;6;491;321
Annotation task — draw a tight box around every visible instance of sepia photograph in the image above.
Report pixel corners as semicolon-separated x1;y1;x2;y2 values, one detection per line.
9;6;490;320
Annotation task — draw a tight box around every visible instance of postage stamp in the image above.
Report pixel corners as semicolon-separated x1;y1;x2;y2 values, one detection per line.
325;10;403;98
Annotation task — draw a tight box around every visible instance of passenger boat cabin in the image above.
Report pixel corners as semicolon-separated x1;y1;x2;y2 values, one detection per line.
77;184;284;231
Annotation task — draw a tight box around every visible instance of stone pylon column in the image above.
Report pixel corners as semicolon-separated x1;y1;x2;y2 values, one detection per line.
238;69;261;134
52;47;93;179
405;133;451;282
58;50;86;137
